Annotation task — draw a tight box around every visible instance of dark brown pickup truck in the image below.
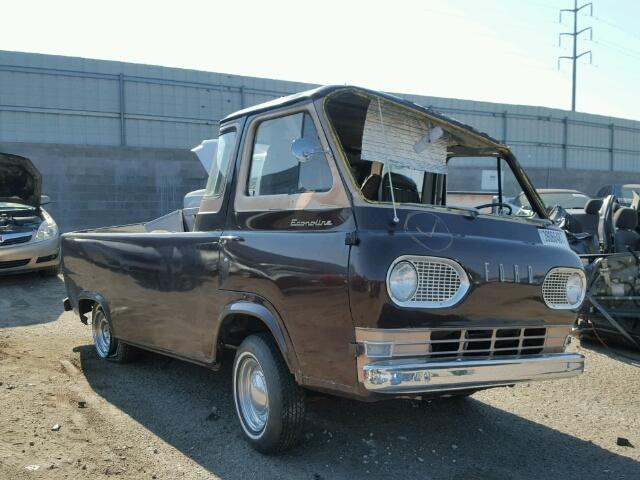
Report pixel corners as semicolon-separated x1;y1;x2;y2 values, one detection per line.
62;85;585;453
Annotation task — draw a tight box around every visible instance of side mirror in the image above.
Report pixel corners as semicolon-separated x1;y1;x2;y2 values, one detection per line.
40;195;51;205
291;138;326;163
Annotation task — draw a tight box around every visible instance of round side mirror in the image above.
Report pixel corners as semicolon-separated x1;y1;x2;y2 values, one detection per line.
291;138;318;163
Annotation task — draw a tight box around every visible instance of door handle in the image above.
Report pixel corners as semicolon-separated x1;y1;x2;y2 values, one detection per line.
220;235;244;243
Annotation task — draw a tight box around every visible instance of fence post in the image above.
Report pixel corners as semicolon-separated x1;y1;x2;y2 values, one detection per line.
502;111;508;143
119;73;126;146
609;123;615;171
239;86;246;109
562;116;568;169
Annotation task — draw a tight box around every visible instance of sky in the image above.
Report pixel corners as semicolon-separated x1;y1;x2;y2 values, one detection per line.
2;0;640;120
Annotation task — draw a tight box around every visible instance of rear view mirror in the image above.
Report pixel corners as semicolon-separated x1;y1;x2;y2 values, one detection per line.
40;195;51;205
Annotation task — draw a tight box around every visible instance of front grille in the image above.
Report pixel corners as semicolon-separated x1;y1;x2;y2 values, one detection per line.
412;260;462;303
0;233;32;247
411;327;547;359
0;259;30;269
356;325;571;360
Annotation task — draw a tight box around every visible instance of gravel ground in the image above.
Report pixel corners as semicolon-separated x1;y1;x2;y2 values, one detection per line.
1;273;639;480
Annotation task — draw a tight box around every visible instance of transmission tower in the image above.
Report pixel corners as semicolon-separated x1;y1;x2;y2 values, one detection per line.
558;1;593;111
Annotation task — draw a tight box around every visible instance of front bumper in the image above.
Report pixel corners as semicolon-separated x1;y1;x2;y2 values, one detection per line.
0;236;60;274
362;352;584;393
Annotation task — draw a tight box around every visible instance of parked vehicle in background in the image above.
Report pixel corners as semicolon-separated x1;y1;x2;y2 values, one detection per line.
546;190;640;349
61;86;586;453
596;184;640;206
513;188;591;214
0;153;60;276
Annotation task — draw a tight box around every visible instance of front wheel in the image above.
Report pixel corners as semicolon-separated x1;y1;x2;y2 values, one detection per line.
232;334;305;453
91;305;137;363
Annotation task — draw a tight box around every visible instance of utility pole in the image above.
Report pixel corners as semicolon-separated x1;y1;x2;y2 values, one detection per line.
558;1;593;111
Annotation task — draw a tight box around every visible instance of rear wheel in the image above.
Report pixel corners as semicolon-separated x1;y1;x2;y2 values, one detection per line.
91;305;137;363
233;334;305;453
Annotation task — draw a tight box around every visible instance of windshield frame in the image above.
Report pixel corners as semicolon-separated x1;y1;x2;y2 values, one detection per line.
317;90;548;220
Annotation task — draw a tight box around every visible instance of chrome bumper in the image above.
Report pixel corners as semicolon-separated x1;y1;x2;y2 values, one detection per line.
362;353;584;393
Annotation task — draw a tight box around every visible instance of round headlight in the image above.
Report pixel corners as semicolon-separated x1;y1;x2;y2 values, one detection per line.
388;261;418;302
565;272;584;305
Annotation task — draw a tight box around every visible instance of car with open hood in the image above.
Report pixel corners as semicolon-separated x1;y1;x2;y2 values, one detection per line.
0;153;60;276
61;86;585;453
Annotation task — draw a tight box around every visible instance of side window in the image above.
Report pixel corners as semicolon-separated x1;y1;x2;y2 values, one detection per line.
203;130;237;198
247;112;333;196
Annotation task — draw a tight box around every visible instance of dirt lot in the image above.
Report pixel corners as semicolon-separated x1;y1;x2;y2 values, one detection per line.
1;274;639;480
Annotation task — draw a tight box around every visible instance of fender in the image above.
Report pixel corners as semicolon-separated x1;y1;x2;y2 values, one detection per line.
216;299;300;377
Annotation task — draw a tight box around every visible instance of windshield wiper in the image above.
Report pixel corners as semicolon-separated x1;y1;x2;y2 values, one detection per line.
434;205;479;219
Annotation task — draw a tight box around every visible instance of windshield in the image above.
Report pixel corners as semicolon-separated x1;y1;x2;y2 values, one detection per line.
325;91;537;217
514;191;590;210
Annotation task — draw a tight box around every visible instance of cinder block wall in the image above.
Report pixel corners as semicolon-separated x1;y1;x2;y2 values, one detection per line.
0;142;207;232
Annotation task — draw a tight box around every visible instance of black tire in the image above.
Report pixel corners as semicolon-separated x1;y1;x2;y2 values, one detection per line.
233;333;305;454
91;305;138;363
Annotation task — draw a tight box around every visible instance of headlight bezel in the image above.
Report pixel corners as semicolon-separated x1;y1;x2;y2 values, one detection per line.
385;255;470;308
542;267;586;310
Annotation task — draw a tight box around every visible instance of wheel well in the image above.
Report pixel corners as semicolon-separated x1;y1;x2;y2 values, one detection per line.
78;298;97;324
218;313;271;349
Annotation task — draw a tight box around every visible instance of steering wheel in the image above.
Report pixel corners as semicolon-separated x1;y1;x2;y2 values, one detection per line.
474;202;513;215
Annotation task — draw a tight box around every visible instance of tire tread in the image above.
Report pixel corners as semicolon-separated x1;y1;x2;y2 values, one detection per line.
236;333;305;453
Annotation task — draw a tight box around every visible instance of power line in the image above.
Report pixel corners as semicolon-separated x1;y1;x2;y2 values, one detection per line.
558;1;593;111
593;39;640;61
587;13;640;41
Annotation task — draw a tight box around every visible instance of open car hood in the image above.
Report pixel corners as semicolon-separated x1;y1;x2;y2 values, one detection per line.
0;152;42;207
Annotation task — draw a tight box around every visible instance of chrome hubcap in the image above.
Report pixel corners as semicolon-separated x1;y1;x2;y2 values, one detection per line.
92;310;112;358
235;354;269;434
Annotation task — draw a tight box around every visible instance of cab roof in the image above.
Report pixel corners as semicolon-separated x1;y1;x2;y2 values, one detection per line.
221;85;506;153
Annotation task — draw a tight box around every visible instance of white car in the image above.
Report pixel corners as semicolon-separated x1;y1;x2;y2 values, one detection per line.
0;153;60;276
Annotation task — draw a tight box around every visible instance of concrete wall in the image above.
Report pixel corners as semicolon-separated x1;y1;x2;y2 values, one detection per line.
2;50;640;171
2;50;640;230
0;142;207;232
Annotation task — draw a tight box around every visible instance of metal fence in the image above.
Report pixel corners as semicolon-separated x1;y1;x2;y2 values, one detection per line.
1;50;639;171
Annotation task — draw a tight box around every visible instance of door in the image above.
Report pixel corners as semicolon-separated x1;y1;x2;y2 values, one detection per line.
219;104;358;391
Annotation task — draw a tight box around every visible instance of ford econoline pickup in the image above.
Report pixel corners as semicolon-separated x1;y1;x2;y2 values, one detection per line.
61;86;586;453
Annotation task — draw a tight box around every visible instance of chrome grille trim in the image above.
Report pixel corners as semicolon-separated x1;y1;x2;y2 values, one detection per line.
542;267;586;309
387;255;469;308
0;231;33;247
539;228;569;248
359;326;567;359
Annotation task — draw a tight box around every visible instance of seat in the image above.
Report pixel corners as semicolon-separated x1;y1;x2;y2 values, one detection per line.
381;173;420;204
613;207;640;253
569;198;602;235
361;174;382;200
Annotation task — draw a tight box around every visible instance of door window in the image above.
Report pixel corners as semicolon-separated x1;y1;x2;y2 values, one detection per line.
247;112;333;196
204;130;237;198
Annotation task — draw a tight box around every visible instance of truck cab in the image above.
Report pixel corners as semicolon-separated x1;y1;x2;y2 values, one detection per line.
62;85;585;453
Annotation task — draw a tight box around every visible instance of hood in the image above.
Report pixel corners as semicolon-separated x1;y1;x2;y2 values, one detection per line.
0;153;42;207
